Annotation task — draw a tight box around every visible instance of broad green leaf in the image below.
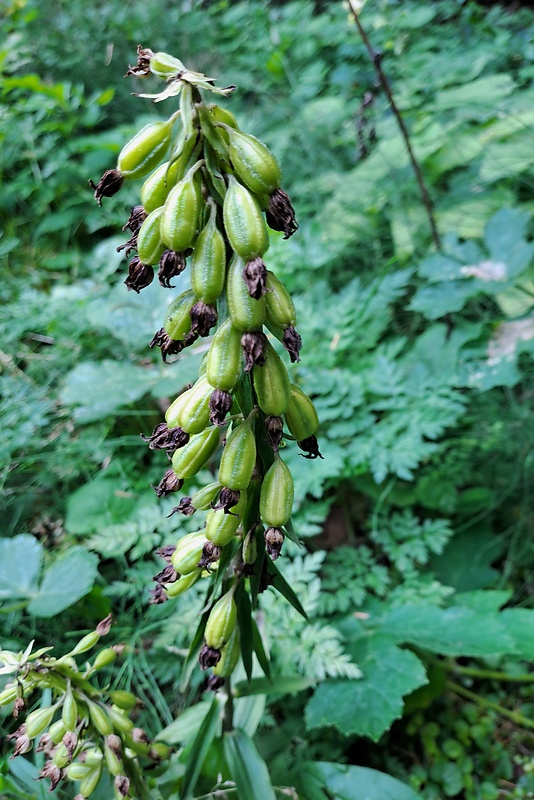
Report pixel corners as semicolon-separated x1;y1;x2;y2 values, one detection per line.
311;761;422;800
431;526;504;591
500;609;534;660
454;590;512;613
0;534;43;600
65;475;136;534
155;701;212;745
233;694;266;737
433;74;515;115
305;637;427;741
267;559;308;620
27;547;99;617
484;208;534;275
179;694;225;800
224;729;276;800
378;604;517;657
252;618;271;680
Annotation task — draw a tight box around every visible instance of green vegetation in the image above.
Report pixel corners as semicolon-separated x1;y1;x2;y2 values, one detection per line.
2;0;534;797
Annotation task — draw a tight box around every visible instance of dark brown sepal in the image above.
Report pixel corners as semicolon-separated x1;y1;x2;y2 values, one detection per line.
168;497;196;516
36;734;53;755
264;527;285;560
140;423;189;452
149;584;168;604
122;205;147;235
298;435;323;459
206;675;226;691
114;776;130;798
197;542;222;570
152;469;183;498
190;302;218;338
154;565;178;584
213;487;240;514
96;613;112;635
116;233;138;258
38;762;63;791
13;697;25;719
265;416;284;451
241;331;268;372
149;328;188;362
158;250;186;289
125;45;155;78
156;544;177;562
266;188;298;238
89;169;124;206
282;326;302;363
209;389;233;426
125;257;154;293
243;257;267;299
199;645;221;670
62;732;77;758
9;725;31;758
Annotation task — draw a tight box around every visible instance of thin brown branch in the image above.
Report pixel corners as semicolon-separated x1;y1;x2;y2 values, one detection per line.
347;0;442;250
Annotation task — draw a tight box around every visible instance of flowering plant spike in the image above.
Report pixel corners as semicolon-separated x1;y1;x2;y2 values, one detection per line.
93;48;322;677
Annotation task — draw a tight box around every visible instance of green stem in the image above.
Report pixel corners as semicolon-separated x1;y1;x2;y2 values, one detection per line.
451;663;534;683
447;680;534;731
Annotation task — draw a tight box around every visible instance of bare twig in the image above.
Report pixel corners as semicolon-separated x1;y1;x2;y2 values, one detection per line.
346;0;441;250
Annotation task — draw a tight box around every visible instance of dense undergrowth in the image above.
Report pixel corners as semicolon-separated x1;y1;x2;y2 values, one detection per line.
2;0;534;797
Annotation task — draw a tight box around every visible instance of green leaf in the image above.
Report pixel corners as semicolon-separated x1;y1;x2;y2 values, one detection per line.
311;761;422;800
252;618;271;680
431;526;504;591
378;604;517;657
233;675;315;697
0;534;43;601
236;585;253;682
267;559;308;620
233;694;266;738
27;547;99;617
65;475;136;534
305;636;427;741
454;590;512;613
500;609;534;660
223;729;276;800
179;694;225;800
155;701;212;745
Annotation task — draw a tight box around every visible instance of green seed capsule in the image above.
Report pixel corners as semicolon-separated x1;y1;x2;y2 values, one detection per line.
106;706;135;735
260;455;294;528
171;532;207;575
191;481;222;511
141;159;182;213
161;164;202;253
205;491;247;547
62;684;78;732
209;104;239;136
25;706;56;739
79;762;103;797
226;128;281;196
166;375;212;434
49;719;67;744
171;427;220;479
165;569;201;597
265;271;296;329
108;691;138;711
191;202;226;303
88;702;114;736
92;648;117;671
164;289;195;341
206;319;243;392
242;529;257;565
253;341;291;416
204;589;238;651
218;420;256;490
227;255;266;331
223;175;269;261
104;737;123;777
117;115;177;179
284;384;319;442
66;761;93;781
212;627;240;678
136;207;166;265
0;685;18;705
70;631;101;656
53;743;71;769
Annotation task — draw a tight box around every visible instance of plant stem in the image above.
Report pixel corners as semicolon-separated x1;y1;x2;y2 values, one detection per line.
346;0;441;250
223;675;234;733
451;663;534;683
447;680;534;731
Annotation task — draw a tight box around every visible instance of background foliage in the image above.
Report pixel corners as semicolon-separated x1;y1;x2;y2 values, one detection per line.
2;0;534;797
